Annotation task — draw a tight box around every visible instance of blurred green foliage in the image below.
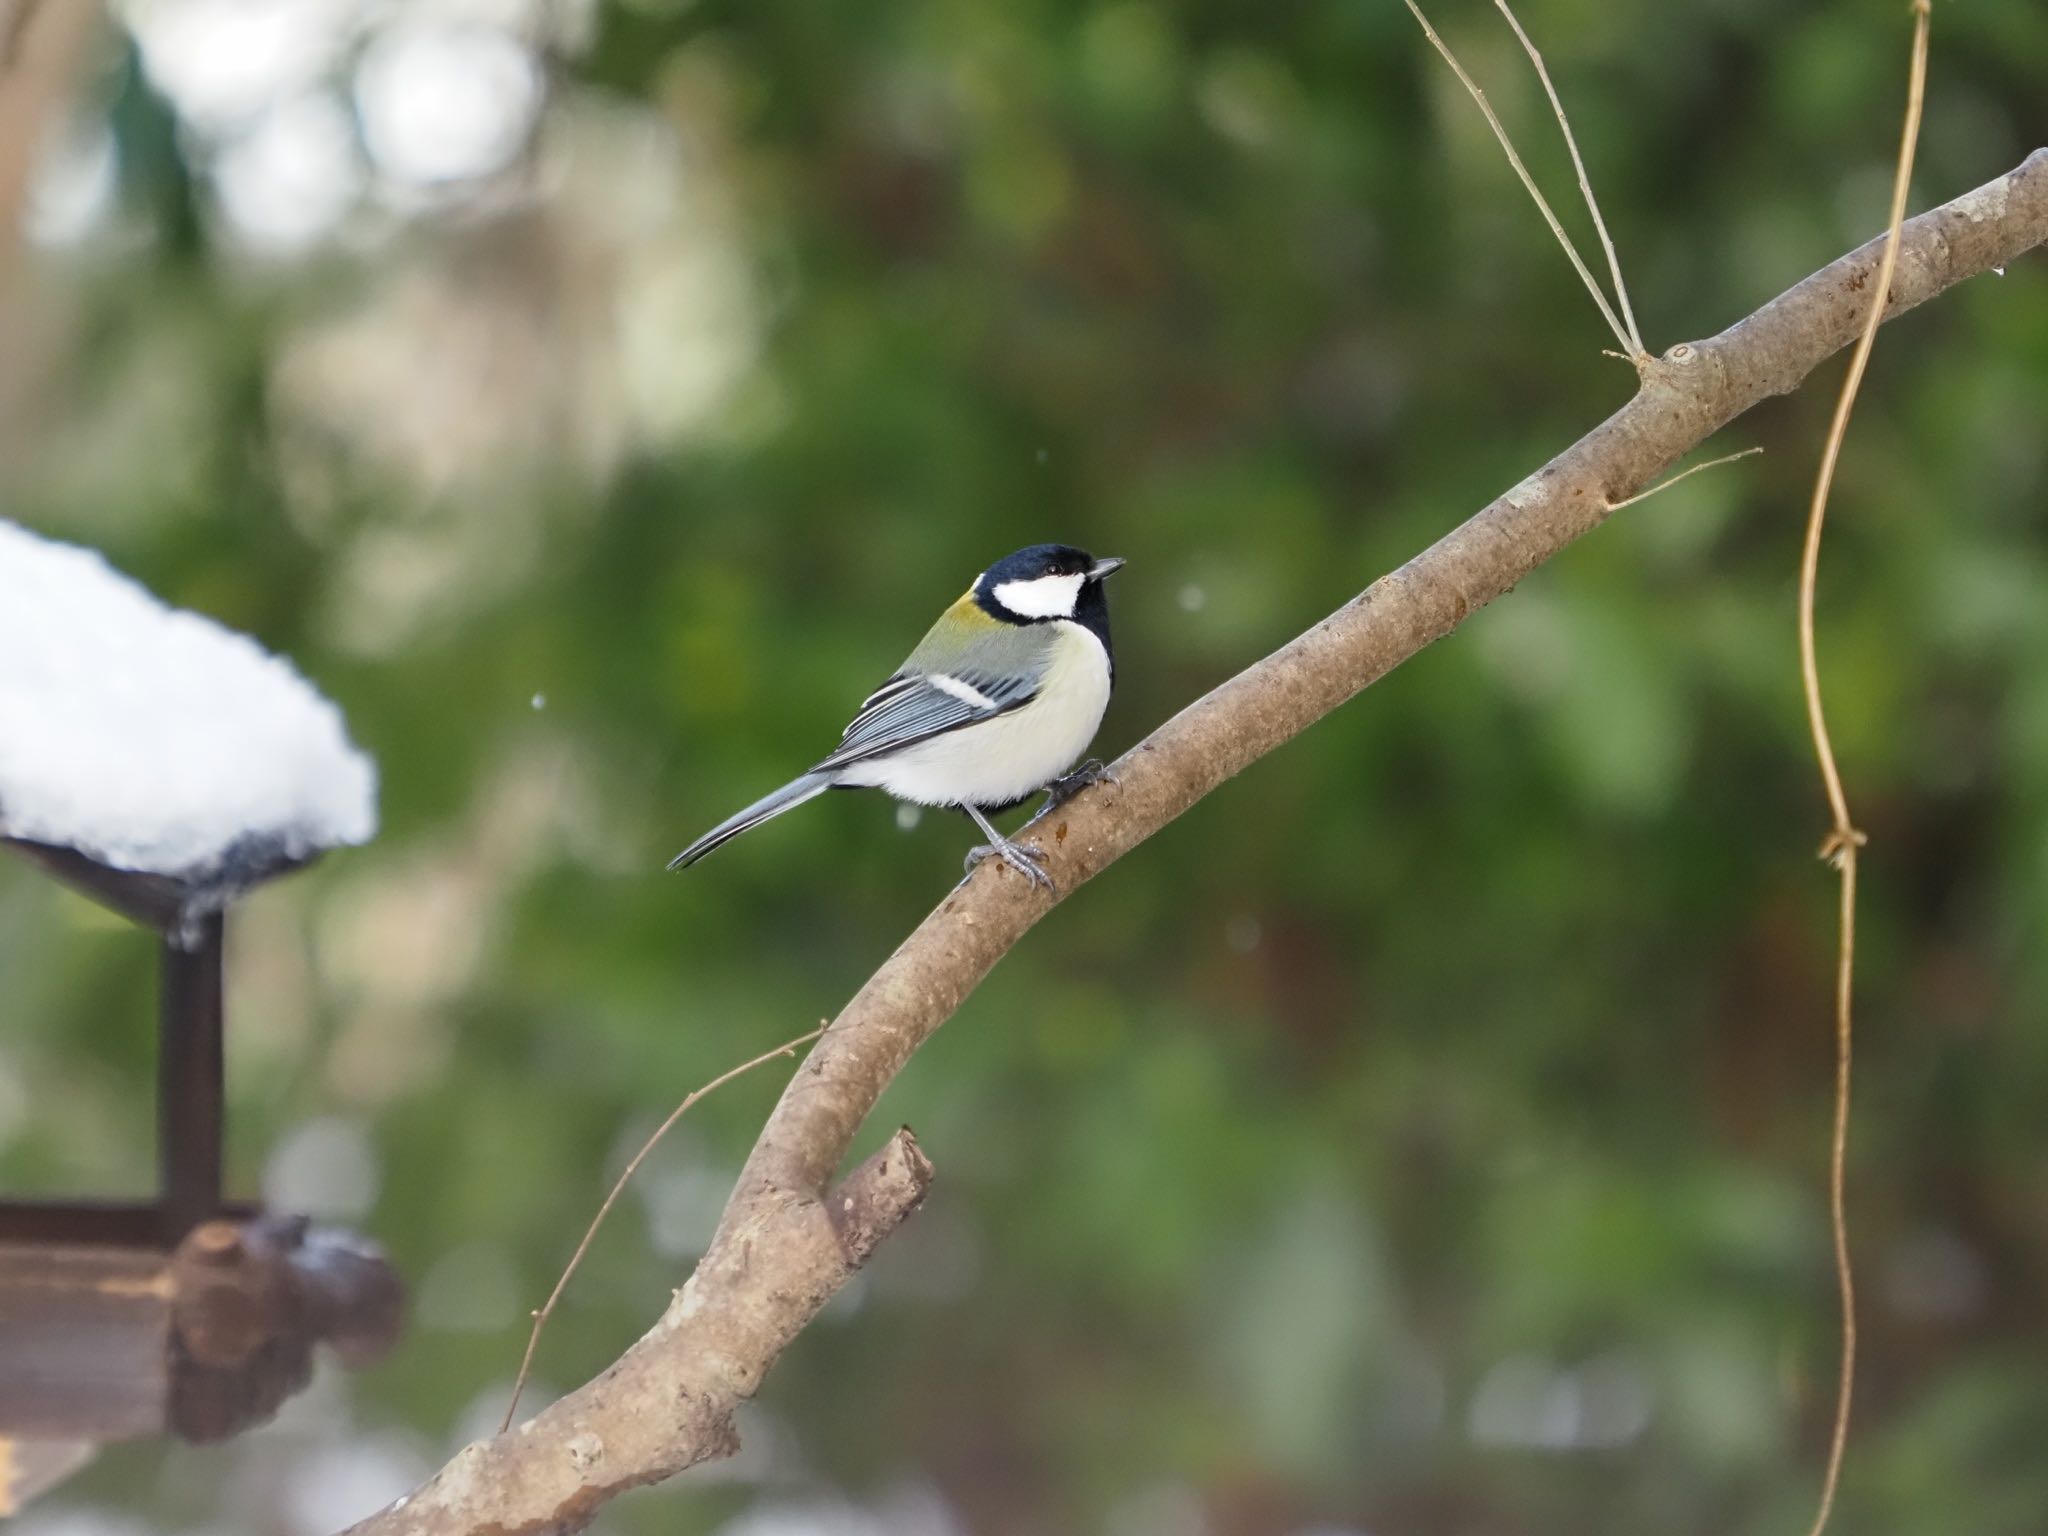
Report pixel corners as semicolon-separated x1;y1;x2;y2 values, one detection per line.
2;1;2046;1533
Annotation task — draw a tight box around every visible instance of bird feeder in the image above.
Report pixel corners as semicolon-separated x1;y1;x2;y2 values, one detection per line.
0;520;403;1510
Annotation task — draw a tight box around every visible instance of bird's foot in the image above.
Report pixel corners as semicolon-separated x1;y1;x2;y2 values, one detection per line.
1042;758;1117;812
964;834;1055;892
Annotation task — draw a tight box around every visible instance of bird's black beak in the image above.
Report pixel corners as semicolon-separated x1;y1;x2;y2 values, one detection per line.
1088;556;1126;581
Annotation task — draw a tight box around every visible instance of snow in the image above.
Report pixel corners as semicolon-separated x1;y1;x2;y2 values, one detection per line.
0;519;376;883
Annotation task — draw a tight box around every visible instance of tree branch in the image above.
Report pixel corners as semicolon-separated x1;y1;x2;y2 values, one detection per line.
343;149;2048;1536
0;0;101;301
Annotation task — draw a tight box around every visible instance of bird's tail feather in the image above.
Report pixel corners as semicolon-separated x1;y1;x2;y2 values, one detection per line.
668;770;836;871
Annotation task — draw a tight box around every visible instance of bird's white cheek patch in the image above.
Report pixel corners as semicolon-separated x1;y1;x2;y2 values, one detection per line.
927;673;998;709
991;573;1083;619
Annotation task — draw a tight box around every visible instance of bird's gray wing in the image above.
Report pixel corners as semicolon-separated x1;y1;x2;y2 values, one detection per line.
818;619;1054;770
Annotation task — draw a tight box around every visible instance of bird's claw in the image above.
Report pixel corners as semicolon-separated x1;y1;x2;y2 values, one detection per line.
965;835;1056;892
1043;758;1117;812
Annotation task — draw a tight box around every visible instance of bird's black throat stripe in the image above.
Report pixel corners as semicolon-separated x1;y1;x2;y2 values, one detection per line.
1073;578;1114;687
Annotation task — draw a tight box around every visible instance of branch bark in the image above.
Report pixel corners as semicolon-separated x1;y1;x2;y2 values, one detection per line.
0;0;101;299
343;149;2048;1536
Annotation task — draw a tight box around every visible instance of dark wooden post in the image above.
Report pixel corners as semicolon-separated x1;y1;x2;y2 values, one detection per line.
158;913;226;1240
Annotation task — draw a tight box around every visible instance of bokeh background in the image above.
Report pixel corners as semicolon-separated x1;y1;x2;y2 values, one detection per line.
2;0;2045;1532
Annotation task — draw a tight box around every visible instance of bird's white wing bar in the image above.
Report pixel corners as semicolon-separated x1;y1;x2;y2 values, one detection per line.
924;673;999;709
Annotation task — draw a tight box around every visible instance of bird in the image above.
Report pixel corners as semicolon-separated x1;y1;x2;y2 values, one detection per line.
669;543;1124;889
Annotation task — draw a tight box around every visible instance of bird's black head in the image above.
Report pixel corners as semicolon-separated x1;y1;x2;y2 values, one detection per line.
973;543;1125;625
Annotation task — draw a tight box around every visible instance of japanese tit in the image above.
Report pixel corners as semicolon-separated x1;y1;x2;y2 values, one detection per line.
670;543;1124;888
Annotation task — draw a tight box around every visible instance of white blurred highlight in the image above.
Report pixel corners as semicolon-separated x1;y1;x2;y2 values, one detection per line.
212;93;362;253
25;116;119;248
122;0;355;135
1467;1350;1654;1452
355;23;542;188
119;0;549;252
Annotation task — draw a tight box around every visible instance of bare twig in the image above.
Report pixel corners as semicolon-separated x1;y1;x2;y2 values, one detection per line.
1795;6;1931;1533
1492;0;1646;357
1603;444;1761;511
500;1025;826;1433
342;151;2048;1536
1402;0;1637;358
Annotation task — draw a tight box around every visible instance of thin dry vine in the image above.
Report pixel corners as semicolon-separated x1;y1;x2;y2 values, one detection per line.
1795;4;1932;1532
500;1025;826;1431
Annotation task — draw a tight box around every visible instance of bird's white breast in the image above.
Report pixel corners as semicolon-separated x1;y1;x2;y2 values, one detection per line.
838;620;1111;808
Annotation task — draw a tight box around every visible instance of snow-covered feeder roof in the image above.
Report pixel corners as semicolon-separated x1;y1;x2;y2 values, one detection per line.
0;519;376;886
